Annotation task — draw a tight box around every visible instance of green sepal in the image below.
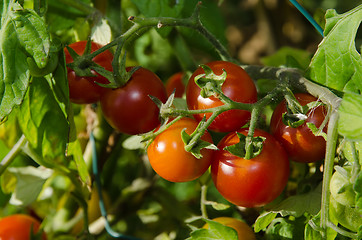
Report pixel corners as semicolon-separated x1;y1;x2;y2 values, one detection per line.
224;133;265;159
306;123;327;140
194;64;226;98
181;119;218;159
282;112;306;128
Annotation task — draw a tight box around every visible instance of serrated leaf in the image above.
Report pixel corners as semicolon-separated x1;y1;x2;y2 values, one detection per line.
271;183;322;218
18;77;69;168
254;212;278;232
307;5;362;93
10;4;50;68
187;219;238;240
0;19;30;121
338;92;362;140
3;166;53;206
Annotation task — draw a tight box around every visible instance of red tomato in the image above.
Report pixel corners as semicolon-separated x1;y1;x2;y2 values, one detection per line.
100;67;167;135
0;214;47;240
211;129;289;208
147;118;214;182
270;93;327;163
64;41;113;104
165;72;185;97
186;61;257;132
203;217;256;240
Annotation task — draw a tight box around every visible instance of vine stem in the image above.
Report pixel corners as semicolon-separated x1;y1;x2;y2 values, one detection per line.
0;134;27;176
200;185;209;219
320;109;339;238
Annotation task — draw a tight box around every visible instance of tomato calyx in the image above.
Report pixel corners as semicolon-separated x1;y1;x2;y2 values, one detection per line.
224;132;265;159
194;64;227;99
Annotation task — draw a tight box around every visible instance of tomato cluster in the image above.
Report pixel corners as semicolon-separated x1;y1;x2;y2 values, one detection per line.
66;42;327;208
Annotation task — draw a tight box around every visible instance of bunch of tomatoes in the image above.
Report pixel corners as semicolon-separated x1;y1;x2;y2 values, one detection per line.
66;40;327;209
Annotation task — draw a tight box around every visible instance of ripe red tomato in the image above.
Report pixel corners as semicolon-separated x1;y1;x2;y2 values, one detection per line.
64;40;113;104
270;93;327;163
0;214;47;240
100;67;167;135
186;61;257;132
147;118;214;182
211;128;289;208
165;72;185;97
203;217;256;240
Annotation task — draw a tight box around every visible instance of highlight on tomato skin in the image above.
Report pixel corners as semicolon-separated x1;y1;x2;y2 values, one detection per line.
147;118;214;183
211;128;290;208
186;61;258;133
270;93;327;163
100;67;167;135
64;40;113;104
0;214;47;240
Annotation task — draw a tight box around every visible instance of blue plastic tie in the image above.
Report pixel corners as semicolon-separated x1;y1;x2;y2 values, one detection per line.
289;0;324;37
90;132;141;240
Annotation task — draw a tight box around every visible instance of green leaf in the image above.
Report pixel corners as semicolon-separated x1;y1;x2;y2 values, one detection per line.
338;92;362;140
187;219;238;240
17;76;69;168
254;212;278;232
271;183;322;218
10;3;50;68
2;166;53;206
265;217;305;240
354;171;362;213
307;5;362;93
304;212;337;240
261;47;312;70
122;135;147;150
330;195;362;232
0;17;30;121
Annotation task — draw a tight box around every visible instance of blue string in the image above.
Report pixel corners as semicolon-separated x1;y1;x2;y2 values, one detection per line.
90;132;142;240
289;0;324;37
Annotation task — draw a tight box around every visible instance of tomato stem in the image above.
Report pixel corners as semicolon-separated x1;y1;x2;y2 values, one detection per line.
0;134;27;176
200;185;209;219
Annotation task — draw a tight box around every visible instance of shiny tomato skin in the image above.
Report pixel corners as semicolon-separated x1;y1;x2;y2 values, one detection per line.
147;118;214;182
186;61;257;132
0;214;47;240
100;67;167;135
165;72;185;97
270;93;327;163
64;41;113;104
211;129;289;208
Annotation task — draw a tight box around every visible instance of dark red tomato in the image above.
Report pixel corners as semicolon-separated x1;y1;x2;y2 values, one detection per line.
165;72;185;97
270;93;327;163
211;128;289;208
0;214;47;240
100;67;167;135
147;118;214;182
64;41;113;104
186;61;257;132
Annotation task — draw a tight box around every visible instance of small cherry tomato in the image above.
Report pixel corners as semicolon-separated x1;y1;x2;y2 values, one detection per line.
203;217;256;240
165;72;185;97
147;118;214;182
270;93;327;163
211;128;289;208
64;41;113;104
186;61;257;132
100;67;167;135
0;214;47;240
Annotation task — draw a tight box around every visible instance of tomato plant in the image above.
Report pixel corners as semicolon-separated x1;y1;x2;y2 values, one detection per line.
64;40;113;104
203;217;256;240
0;214;47;240
211;128;290;208
186;61;258;132
165;72;185;97
0;1;361;240
100;67;167;135
270;93;327;163
147;118;214;182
